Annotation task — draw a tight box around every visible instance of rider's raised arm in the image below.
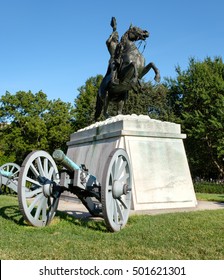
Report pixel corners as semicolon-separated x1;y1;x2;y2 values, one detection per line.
111;17;117;31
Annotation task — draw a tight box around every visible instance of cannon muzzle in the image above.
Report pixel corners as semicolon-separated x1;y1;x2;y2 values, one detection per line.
52;150;80;172
0;169;13;178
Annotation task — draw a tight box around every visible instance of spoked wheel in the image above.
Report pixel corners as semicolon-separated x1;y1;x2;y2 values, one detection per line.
101;148;132;232
18;150;60;227
0;163;20;194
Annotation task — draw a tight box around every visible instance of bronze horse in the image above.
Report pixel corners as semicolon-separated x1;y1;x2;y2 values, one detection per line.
95;19;160;120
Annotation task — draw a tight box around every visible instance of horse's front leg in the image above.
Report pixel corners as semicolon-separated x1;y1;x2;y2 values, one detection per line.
140;62;161;82
132;62;139;83
103;92;110;119
117;100;124;115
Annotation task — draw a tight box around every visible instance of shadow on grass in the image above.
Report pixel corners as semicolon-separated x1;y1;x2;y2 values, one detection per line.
56;210;108;232
0;204;107;232
204;194;224;204
0;205;26;226
214;197;224;206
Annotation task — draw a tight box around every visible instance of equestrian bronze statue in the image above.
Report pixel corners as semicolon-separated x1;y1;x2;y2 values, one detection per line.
95;17;160;120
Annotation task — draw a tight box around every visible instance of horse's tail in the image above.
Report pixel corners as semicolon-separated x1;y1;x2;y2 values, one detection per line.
94;92;103;121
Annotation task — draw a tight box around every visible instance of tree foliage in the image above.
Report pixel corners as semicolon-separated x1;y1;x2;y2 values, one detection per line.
0;91;75;164
73;75;103;130
166;57;224;179
123;82;176;122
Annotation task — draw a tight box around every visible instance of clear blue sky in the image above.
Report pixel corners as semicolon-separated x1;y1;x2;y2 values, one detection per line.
1;0;224;104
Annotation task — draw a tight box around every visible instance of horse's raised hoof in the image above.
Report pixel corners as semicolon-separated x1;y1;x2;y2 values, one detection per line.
154;74;161;83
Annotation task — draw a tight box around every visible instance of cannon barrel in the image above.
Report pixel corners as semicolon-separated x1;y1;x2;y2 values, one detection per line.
52;150;80;172
0;169;13;178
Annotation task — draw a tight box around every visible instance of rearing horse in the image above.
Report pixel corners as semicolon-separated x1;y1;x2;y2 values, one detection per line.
95;21;160;120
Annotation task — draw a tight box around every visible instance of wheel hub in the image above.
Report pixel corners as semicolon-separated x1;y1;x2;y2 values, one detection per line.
42;183;52;197
37;176;53;198
112;180;130;198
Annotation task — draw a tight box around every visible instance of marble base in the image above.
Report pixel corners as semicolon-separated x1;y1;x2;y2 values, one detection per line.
66;115;197;210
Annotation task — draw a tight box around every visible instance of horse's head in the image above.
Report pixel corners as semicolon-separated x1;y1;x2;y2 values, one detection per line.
127;26;149;42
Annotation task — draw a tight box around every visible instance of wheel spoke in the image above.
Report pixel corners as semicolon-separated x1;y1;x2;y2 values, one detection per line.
44;158;49;176
119;172;129;183
9;166;15;172
5;166;9;172
25;187;42;198
11;167;16;173
34;195;46;220
107;190;114;218
36;157;45;177
48;197;59;222
116;160;127;179
113;199;119;224
110;162;116;182
28;192;43;213
115;199;124;222
118;196;128;209
25;176;42;189
48;166;55;179
30;163;40;178
13;170;20;177
114;156;122;179
41;199;48;222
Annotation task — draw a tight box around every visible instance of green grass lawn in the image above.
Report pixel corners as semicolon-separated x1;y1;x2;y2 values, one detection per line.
1;194;224;260
196;192;224;202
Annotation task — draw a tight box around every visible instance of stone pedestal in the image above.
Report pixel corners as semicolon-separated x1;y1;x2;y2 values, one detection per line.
66;115;197;211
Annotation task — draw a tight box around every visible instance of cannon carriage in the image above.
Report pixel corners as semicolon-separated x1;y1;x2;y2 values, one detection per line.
17;148;132;232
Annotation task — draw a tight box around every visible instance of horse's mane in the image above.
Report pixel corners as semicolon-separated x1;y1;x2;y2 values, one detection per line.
114;27;135;59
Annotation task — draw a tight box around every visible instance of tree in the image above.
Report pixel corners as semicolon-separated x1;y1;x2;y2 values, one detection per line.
123;82;176;122
74;75;103;130
0;91;75;164
166;57;224;179
43;99;75;152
